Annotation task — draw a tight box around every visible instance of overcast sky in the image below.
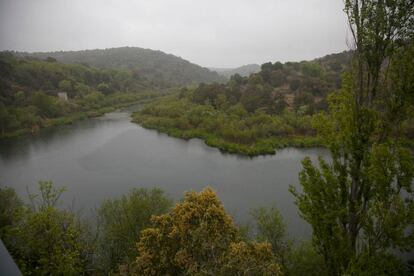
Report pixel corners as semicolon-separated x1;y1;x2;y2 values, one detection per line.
0;0;349;68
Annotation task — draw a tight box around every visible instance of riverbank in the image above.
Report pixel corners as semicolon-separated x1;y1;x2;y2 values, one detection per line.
0;94;159;139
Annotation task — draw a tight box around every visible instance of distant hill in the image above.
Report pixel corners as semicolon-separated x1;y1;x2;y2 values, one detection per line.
16;47;225;88
0;52;152;103
210;64;261;78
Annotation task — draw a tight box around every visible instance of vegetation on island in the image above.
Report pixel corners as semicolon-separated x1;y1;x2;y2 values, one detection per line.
133;94;320;156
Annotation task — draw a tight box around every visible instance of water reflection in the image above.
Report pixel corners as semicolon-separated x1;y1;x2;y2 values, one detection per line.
0;110;329;239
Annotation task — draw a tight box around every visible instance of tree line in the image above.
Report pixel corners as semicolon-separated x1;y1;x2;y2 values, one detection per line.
0;182;327;275
191;51;352;116
18;47;226;88
0;53;160;138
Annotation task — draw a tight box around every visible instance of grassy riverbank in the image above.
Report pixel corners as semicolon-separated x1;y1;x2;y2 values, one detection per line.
1;92;159;139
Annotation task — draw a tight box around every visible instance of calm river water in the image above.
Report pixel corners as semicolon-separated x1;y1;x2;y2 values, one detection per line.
0;107;329;239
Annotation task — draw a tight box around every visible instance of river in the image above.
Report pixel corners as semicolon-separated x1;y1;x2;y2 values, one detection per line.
0;107;329;239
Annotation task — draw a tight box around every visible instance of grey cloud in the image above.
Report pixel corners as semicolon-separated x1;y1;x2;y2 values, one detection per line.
0;0;349;67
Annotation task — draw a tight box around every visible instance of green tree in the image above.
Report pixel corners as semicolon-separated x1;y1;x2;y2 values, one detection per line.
58;79;72;92
5;181;88;275
290;1;414;275
287;241;327;276
252;206;291;270
97;82;112;95
14;91;25;105
0;187;23;237
273;62;283;70
31;91;61;117
0;103;19;134
252;206;328;275
293;92;314;113
45;56;57;62
221;241;281;275
301;63;322;78
96;188;172;274
260;62;273;82
74;82;90;96
270;70;286;87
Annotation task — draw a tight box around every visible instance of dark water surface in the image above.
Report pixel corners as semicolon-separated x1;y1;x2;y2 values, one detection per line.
0;108;329;239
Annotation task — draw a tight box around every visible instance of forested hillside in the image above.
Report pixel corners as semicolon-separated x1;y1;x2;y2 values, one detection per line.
0;52;159;138
132;51;356;155
196;51;353;115
18;47;225;87
210;64;261;78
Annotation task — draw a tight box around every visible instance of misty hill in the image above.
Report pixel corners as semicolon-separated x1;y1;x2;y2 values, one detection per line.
210;64;261;78
18;47;225;88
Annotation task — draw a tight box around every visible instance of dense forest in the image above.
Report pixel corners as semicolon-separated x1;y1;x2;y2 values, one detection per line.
0;182;326;275
17;47;225;87
0;52;162;138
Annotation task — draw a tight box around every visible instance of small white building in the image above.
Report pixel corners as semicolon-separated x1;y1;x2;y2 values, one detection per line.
57;92;68;101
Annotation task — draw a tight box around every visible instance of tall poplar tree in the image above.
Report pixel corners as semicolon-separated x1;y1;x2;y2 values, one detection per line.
291;1;414;274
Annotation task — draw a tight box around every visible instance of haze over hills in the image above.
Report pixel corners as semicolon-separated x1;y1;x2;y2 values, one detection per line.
210;64;261;78
210;51;354;79
15;47;225;88
0;48;353;140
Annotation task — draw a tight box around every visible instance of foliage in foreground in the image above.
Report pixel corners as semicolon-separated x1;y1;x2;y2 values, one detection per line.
1;182;89;275
252;206;328;276
1;181;412;275
292;1;414;275
96;188;172;274
132;188;281;275
0;184;288;275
